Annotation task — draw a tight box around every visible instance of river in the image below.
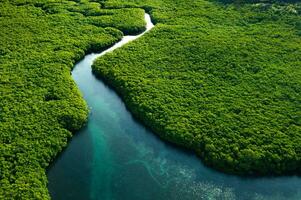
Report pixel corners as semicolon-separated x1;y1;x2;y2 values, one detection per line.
47;13;301;200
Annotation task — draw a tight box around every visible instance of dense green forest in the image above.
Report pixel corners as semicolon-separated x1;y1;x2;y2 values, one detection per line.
93;0;301;175
0;0;145;199
0;0;300;199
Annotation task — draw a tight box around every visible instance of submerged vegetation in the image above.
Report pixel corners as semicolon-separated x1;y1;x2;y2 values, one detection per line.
0;0;300;199
93;0;301;175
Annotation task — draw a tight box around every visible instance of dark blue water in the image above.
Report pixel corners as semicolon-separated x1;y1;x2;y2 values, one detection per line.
47;13;301;200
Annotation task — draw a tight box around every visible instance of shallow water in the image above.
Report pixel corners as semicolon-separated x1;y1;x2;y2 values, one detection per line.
47;13;301;200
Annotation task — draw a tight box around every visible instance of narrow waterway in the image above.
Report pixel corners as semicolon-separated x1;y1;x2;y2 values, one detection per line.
47;13;301;200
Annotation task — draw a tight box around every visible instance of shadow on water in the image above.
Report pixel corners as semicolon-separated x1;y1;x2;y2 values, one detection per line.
47;12;301;200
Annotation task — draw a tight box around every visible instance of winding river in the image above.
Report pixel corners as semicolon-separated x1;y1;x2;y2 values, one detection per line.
47;13;301;200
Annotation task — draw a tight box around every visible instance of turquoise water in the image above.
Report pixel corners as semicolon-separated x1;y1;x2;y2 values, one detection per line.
47;13;301;200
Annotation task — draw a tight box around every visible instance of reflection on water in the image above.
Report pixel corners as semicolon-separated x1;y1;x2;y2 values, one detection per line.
47;13;301;200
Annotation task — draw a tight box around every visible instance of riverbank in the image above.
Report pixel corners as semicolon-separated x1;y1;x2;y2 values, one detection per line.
48;13;301;200
92;0;301;175
0;1;146;198
1;0;300;198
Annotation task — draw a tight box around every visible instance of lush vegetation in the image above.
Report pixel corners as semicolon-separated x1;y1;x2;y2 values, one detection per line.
0;0;145;199
1;0;300;198
93;0;301;176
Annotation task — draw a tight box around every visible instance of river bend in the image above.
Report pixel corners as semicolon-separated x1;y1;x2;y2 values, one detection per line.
47;13;301;200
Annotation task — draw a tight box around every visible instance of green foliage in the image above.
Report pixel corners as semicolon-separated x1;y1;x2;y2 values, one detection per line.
93;0;301;175
1;0;301;198
0;0;145;199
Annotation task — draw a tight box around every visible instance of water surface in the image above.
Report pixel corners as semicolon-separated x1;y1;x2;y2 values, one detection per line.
47;13;301;200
